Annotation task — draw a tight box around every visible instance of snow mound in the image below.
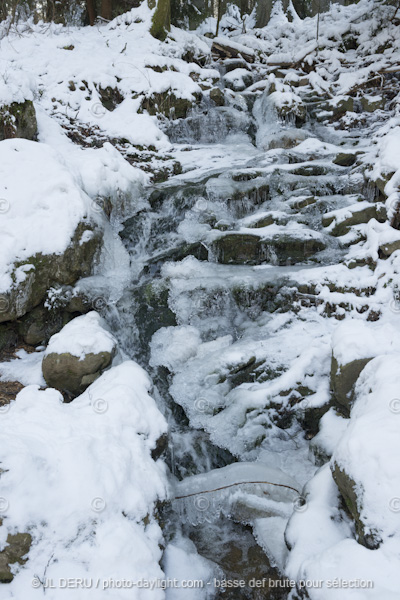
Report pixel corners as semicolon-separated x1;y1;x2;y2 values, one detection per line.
0;361;168;598
0;139;91;293
44;311;117;360
331;319;400;366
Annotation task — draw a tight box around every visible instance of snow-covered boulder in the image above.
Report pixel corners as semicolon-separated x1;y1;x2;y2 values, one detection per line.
42;312;117;396
330;320;400;413
331;354;400;550
0;361;168;588
0;139;101;324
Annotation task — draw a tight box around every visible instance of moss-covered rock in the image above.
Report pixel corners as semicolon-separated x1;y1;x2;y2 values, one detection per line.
0;223;101;324
149;0;171;41
333;152;357;167
0;100;37;141
209;87;225;107
328;96;354;117
141;90;198;119
360;95;385;113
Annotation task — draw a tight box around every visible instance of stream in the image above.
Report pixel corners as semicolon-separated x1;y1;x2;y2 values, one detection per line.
89;57;366;599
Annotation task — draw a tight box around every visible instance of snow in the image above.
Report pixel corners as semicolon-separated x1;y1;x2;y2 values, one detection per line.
0;139;93;293
2;0;400;596
331;320;400;366
0;361;169;599
0;349;45;387
44;311;117;360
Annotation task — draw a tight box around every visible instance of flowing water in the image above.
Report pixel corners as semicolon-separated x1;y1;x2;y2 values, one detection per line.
87;63;366;598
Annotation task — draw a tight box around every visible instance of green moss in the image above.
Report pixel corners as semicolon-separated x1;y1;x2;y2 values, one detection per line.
149;0;170;41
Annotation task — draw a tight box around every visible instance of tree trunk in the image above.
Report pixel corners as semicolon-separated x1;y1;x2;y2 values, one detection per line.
101;0;113;20
86;0;96;24
149;0;171;40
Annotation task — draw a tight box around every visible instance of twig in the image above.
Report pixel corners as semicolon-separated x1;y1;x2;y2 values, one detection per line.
175;479;301;500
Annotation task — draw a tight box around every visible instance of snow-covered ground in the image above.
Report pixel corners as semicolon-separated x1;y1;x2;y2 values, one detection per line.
1;0;400;598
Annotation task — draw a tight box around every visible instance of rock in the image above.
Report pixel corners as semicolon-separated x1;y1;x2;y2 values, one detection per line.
211;38;255;64
213;233;325;266
0;100;37;141
267;129;308;149
17;305;75;346
331;463;381;549
133;281;177;349
0;519;32;584
0;223;101;324
360;95;385;112
270;91;306;124
333;152;357;167
322;203;385;236
209;87;225;106
330;96;354;116
330;355;372;414
379;239;400;258
42;312;117;396
141;90;198;119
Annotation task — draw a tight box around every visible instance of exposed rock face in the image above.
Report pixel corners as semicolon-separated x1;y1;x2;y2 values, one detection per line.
331;463;381;549
141;90;199;119
0;224;101;324
213;233;325;265
361;95;385;112
322;203;386;237
0;101;37;141
330;355;372;414
0;518;32;584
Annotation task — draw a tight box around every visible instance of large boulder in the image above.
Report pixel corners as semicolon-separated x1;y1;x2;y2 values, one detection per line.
0;139;101;324
331;354;400;550
330;320;400;414
42;312;117;396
